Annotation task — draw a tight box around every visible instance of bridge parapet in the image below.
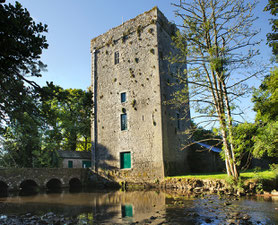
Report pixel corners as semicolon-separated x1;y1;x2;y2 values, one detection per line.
0;168;90;192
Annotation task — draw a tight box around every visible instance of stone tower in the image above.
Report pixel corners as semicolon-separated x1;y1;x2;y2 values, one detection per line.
91;7;190;183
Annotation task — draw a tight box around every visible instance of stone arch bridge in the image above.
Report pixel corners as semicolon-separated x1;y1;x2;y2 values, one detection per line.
0;168;91;193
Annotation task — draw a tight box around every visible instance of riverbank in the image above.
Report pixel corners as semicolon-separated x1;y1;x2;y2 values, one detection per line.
160;177;277;196
122;170;278;197
0;212;79;225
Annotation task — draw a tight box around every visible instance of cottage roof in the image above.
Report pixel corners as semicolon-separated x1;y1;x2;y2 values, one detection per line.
57;150;91;159
194;142;222;153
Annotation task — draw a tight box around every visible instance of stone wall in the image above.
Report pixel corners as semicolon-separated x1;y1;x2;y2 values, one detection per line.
187;148;225;173
161;177;278;196
156;10;190;176
91;7;190;183
61;158;90;168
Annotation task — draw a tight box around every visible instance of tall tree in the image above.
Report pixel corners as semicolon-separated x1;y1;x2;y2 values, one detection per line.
0;84;92;168
41;84;92;153
231;0;278;166
231;68;278;166
169;0;263;179
252;67;278;158
0;1;48;129
264;0;278;61
232;122;257;170
1;94;42;167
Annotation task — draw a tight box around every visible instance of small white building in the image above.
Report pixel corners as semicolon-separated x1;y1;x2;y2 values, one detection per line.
58;150;91;168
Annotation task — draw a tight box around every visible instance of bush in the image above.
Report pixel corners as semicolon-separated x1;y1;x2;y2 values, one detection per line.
270;163;278;175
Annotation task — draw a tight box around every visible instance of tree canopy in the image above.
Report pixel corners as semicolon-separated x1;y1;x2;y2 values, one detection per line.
169;0;263;179
0;1;48;128
1;84;92;168
252;67;278;158
264;0;278;61
41;84;92;153
231;1;278;168
0;1;93;168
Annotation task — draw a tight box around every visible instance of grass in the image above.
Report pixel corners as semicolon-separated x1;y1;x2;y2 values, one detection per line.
166;172;227;180
166;169;277;181
240;170;277;180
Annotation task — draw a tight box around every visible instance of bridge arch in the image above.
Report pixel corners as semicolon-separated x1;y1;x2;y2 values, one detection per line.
0;168;89;192
69;177;82;190
19;179;39;195
17;177;40;188
0;181;8;197
46;178;62;192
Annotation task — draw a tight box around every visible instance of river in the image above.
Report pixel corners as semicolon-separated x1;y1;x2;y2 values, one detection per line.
0;189;278;224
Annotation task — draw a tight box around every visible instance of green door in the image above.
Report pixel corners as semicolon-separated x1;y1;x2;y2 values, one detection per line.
82;161;91;168
68;160;73;168
120;152;131;169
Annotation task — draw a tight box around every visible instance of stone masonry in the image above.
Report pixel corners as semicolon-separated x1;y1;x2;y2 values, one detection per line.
0;168;89;192
91;7;190;183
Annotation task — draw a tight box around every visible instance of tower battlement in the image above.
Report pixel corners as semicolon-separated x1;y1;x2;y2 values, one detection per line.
91;7;177;51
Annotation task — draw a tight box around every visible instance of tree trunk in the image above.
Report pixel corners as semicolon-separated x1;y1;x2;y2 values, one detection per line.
222;81;239;179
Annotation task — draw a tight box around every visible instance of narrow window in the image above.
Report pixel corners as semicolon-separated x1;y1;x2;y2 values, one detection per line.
114;51;119;64
68;160;73;168
82;161;91;168
177;113;181;130
120;152;131;169
121;92;126;103
121;113;127;131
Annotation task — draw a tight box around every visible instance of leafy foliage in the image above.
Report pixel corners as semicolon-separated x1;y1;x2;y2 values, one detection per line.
232;122;257;169
0;1;48;127
0;2;93;168
252;67;278;158
1;98;45;168
264;0;278;61
232;68;277;167
269;163;278;175
0;83;92;168
41;83;92;153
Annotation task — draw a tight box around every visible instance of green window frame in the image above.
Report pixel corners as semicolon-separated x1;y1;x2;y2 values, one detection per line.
121;113;127;131
121;204;133;217
82;161;91;168
68;160;73;168
120;152;131;169
114;51;119;64
121;92;126;103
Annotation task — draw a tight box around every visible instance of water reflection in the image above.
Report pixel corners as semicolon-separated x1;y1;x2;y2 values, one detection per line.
77;213;94;225
0;190;8;198
0;189;277;224
122;204;133;217
0;181;8;198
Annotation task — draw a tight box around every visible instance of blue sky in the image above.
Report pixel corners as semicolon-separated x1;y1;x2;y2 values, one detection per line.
5;0;274;123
